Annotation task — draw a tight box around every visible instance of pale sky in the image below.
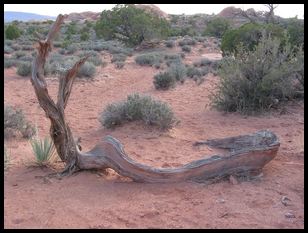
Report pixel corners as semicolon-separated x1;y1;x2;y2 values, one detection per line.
4;4;304;19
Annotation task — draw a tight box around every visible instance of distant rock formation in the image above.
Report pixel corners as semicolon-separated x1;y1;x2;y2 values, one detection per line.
134;4;169;19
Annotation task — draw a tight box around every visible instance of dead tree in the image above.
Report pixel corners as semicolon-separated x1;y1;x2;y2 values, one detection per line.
264;4;279;24
31;14;280;183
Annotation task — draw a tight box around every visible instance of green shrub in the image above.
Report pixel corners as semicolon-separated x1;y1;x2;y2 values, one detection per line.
221;23;286;56
30;136;56;166
4;146;9;170
167;62;187;82
186;66;202;78
4;58;18;68
11;44;21;51
5;24;21;40
99;93;176;130
111;53;127;63
13;51;27;59
78;51;105;67
212;34;304;114
17;62;32;76
153;72;176;90
286;18;304;49
4;104;36;139
115;61;125;69
181;45;191;52
4;45;14;54
193;58;212;67
67;44;79;54
178;37;196;46
165;40;175;48
203;17;230;38
164;53;182;66
80;31;90;41
135;52;164;66
77;61;96;78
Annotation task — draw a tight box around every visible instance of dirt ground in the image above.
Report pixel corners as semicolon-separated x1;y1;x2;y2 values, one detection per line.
4;44;304;229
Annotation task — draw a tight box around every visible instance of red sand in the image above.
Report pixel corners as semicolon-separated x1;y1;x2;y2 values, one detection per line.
4;47;304;228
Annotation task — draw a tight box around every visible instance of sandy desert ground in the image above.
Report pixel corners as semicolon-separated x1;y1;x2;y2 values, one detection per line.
4;43;304;229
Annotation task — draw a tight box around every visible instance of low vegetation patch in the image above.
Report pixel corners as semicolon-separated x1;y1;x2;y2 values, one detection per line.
4;104;36;139
100;93;177;130
17;61;32;77
153;72;177;90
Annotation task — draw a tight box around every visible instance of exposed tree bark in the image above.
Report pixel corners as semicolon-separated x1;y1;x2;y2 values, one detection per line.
31;14;280;183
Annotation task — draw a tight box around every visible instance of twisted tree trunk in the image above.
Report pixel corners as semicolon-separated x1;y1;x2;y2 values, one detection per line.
31;14;280;182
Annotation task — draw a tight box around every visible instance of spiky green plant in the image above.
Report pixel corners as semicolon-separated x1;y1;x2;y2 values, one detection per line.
30;136;56;166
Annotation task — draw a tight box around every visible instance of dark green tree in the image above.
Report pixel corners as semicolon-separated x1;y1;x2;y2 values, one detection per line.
5;24;21;40
203;17;230;38
95;4;170;46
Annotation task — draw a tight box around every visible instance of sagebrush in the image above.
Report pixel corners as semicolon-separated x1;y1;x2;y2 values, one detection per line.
100;93;177;130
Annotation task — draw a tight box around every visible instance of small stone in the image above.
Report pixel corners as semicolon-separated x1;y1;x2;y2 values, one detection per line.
12;183;18;186
285;212;296;218
281;196;291;206
216;198;225;204
229;175;239;185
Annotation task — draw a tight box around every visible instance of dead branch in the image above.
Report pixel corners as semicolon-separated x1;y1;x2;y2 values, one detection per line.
31;14;280;183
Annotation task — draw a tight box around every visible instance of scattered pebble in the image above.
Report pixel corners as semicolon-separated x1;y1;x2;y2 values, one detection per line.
281;196;291;206
229;175;239;185
216;198;225;204
285;212;296;218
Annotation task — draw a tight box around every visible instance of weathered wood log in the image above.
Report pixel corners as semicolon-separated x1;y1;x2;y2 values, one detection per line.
76;130;279;183
31;14;280;183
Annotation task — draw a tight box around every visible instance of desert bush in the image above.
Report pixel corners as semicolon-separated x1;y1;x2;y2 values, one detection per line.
95;4;170;46
195;36;206;42
21;45;33;51
153;72;176;90
4;58;18;68
78;51;105;67
77;61;96;78
80;31;90;41
165;40;175;48
4;146;9;170
13;51;27;59
17;62;32;76
66;43;79;55
30;136;56;166
53;41;62;48
186;66;202;78
167;62;187;82
5;24;21;40
181;45;191;53
4;45;14;54
111;53;127;63
164;53;182;66
135;52;164;66
212;34;304;114
285;18;304;49
193;58;212;67
4;104;36;139
203;17;230;38
115;61;125;69
11;44;21;51
100;93;176;129
178;37;196;46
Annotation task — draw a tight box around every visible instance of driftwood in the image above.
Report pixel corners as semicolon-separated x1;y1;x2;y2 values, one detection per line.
31;14;280;183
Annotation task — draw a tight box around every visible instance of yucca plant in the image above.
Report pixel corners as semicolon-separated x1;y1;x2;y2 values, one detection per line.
30;136;56;166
